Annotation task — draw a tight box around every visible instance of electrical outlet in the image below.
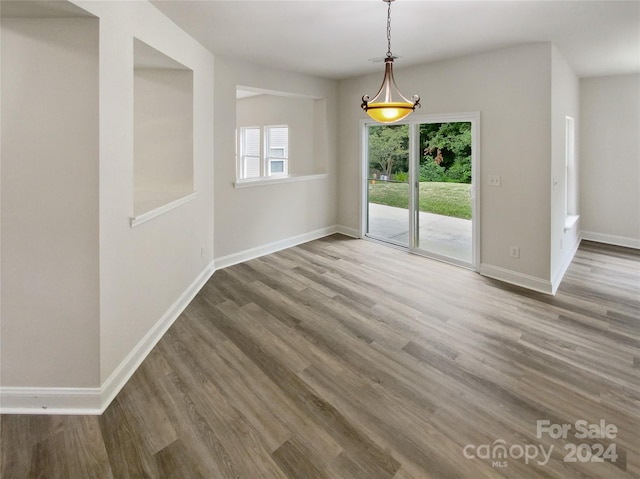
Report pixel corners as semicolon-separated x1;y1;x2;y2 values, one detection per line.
510;246;520;258
488;175;501;187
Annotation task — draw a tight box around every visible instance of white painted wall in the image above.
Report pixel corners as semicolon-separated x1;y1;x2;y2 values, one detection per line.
1;17;100;387
580;74;640;248
550;46;580;288
74;0;215;386
1;0;215;402
338;44;554;286
214;56;338;260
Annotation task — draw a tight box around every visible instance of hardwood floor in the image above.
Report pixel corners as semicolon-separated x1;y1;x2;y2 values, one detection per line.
1;236;639;478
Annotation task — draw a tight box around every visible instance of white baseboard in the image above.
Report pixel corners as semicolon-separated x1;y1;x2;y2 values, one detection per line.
334;224;361;238
0;261;216;415
0;225;362;415
99;260;216;413
479;264;554;295
551;237;581;295
215;225;349;270
580;231;640;249
0;387;102;415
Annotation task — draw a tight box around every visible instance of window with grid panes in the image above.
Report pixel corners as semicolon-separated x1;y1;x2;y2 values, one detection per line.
238;125;288;179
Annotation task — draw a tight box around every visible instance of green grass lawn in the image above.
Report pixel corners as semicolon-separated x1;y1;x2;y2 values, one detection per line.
368;181;471;219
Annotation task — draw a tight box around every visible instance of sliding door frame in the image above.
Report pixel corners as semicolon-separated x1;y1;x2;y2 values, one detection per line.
360;112;481;270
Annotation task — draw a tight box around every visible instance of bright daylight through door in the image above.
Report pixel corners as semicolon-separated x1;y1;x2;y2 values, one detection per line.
366;119;475;267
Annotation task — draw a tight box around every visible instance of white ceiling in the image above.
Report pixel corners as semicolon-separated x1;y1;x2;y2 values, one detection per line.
151;0;640;80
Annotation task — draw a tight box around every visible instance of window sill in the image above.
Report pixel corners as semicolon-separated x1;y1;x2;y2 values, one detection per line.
130;191;198;228
564;214;579;231
234;173;328;189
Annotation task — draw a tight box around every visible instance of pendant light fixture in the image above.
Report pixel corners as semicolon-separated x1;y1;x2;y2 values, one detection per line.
361;0;420;124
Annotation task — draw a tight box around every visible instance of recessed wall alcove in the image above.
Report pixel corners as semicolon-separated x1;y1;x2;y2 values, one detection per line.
133;38;195;221
236;87;329;180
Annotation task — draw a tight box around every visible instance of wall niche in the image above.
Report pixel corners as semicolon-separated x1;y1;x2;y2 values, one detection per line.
133;38;194;220
236;87;329;179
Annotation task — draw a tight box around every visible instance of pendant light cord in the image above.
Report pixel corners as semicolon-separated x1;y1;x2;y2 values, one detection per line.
386;0;393;58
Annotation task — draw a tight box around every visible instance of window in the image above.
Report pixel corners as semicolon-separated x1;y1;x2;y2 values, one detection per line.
238;125;288;180
240;127;261;179
266;126;288;176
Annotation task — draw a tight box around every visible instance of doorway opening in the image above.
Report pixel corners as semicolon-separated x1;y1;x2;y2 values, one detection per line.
363;113;480;269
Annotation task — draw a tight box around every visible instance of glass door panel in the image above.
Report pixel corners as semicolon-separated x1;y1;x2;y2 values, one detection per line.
412;121;474;267
366;124;410;247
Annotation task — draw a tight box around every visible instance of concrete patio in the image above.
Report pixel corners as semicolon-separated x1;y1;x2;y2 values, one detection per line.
368;203;472;264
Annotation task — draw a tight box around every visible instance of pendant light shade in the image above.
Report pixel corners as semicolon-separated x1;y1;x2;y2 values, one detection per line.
361;0;420;124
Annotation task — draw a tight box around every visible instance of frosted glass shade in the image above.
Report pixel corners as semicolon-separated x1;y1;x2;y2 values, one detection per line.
361;57;419;124
364;101;415;123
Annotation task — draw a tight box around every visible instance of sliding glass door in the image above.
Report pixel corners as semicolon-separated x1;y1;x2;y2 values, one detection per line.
364;113;479;269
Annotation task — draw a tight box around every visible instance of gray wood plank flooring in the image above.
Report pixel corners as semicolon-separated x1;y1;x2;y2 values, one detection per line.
1;236;639;478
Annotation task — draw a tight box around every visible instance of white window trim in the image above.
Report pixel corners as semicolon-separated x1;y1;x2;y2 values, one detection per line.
238;126;262;180
237;125;289;181
264;125;289;177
